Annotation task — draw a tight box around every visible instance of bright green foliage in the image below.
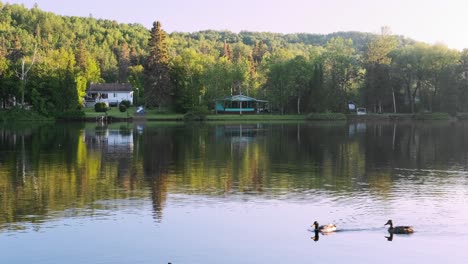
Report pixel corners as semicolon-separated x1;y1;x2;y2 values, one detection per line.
390;43;460;113
0;42;14;108
265;54;323;114
232;57;253;96
202;55;255;105
76;57;102;104
171;49;207;112
0;2;148;116
2;3;468;117
128;65;144;105
128;65;144;89
27;48;78;114
264;50;295;114
364;28;398;65
363;29;398;113
323;37;361;112
420;44;459;111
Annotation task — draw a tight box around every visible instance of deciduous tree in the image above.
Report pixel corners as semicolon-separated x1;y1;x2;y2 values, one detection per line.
363;27;398;112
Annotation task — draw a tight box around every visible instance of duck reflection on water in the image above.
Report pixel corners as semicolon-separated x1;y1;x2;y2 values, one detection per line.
311;230;320;242
385;233;394;241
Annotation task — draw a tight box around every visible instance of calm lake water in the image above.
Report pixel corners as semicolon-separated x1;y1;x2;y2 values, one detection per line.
1;121;468;263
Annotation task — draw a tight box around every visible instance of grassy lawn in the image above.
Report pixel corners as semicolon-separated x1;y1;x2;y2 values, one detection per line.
207;114;307;121
89;107;453;122
84;107;309;121
143;112;307;121
77;108;459;122
144;109;184;120
83;108;452;122
83;106;135;119
84;107;184;120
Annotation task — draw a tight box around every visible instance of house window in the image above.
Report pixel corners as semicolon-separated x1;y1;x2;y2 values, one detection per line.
113;93;117;97
101;93;108;99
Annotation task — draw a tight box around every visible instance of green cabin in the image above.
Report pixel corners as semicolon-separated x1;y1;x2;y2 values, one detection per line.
215;95;269;114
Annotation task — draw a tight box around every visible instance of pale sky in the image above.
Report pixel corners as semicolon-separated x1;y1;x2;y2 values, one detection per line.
4;0;468;50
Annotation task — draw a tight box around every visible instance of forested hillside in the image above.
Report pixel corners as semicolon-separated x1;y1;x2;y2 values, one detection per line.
0;2;467;115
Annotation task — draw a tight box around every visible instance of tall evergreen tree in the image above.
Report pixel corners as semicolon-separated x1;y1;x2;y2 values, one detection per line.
144;21;172;109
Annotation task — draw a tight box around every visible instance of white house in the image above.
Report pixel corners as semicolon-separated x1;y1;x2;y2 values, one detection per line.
85;83;134;107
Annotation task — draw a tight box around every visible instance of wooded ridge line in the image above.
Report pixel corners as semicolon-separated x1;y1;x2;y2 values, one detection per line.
0;2;466;119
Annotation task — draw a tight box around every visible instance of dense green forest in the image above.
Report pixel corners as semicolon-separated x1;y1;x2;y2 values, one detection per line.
1;2;467;116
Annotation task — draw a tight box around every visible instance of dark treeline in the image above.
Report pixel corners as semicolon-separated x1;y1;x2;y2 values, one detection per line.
0;2;467;115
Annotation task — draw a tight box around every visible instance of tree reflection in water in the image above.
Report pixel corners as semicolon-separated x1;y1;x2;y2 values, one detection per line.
2;121;468;231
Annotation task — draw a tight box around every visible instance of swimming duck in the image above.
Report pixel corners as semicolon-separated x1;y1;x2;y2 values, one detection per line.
385;220;414;234
312;221;337;233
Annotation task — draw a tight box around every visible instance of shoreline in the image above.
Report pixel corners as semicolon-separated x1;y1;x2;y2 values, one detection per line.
82;112;459;122
2;109;463;123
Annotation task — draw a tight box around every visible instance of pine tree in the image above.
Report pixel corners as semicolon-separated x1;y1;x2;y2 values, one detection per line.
144;21;172;109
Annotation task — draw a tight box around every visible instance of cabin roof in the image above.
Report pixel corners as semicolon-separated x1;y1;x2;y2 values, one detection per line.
217;94;268;102
88;83;133;92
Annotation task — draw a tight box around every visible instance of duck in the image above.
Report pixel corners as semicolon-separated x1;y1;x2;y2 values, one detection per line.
312;221;337;233
385;220;414;234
